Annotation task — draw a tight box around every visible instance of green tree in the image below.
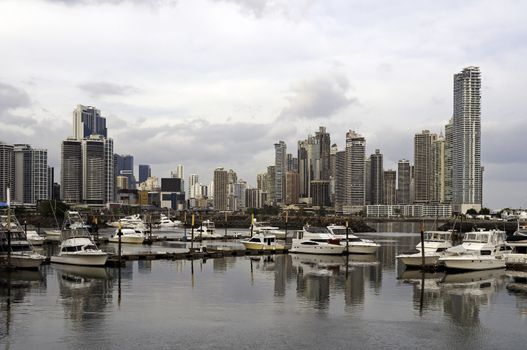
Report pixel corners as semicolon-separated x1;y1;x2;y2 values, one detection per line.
479;207;490;215
466;208;478;216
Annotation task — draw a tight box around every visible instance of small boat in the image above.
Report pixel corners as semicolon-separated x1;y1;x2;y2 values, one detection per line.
0;214;46;270
290;226;345;255
327;224;380;254
109;228;145;244
50;211;108;267
240;231;284;251
108;214;144;229
25;230;45;246
196;220;221;239
158;214;182;228
439;229;510;271
505;224;527;268
396;230;453;267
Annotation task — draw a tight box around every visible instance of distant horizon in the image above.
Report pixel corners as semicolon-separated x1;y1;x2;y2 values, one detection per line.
1;0;526;208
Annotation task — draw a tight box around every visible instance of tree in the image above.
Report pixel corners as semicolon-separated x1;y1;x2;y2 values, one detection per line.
479;207;490;215
466;208;478;216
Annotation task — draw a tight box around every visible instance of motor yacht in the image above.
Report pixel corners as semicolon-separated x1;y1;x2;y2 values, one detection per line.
505;225;527;268
289;226;345;255
438;229;510;271
44;229;62;237
25;230;45;246
396;230;453;267
251;219;285;238
158;214;182;228
0;214;46;269
50;211;108;267
240;231;285;251
108;214;144;229
109;227;145;244
196;220;221;239
327;224;380;254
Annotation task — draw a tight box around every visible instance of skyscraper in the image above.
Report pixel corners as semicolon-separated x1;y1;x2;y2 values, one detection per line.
138;164;151;183
345;130;366;206
383;170;397;205
73;104;107;140
213;167;228;211
285;171;300;205
453;66;482;212
315;126;331;181
61;139;82;203
0;142;15;202
13;144;33;203
274;141;287;205
334;150;346;212
414;130;437;203
32;148;49;203
115;154;135;190
82;136;105;204
172;164;184;179
370;149;384;205
432;136;446;203
397;159;411;204
188;174;199;199
444;119;453;203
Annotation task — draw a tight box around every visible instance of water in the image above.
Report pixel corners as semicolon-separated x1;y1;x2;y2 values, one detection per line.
1;232;526;349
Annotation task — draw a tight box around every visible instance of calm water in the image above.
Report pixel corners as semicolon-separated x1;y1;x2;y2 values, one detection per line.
1;232;527;349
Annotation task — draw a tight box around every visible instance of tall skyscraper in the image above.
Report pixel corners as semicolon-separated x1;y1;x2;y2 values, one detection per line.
61;139;82;203
444;119;454;203
315;126;331;181
13;144;33;203
297;135;320;200
274;141;287;205
453;66;482;212
213;167;228;211
370;149;384;205
138;164;151;183
115;154;135;190
188;174;199;199
383;170;397;205
414;130;437;203
82;136;105;204
32;148;49;203
172;164;184;179
267;165;275;204
73;104;107;140
285;171;300;205
0;142;15;202
365;157;371;205
345;130;366;206
334;150;346;212
397;159;411;204
432;136;446;203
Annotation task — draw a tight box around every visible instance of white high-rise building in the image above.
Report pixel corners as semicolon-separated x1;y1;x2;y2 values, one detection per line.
452;66;482;213
188;174;199;198
274;141;287;205
345;130;366;206
73;104;107;140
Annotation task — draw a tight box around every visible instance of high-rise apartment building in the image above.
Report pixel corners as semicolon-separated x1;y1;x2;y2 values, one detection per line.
82;136;105;204
73;104;107;140
213;168;228;211
0;142;15;202
315;126;331;181
285;171;300;205
334;150;346;212
13;144;33;203
188;174;199;198
274;141;287;205
370;149;384;205
414;130;437;203
172;164;184;179
444;119;453;203
432;136;446;203
61;139;82;203
138;164;151;184
297;135;320;199
115;154;135;189
267;165;275;204
397;159;411;204
383;170;397;205
345;130;366;206
453;66;482;212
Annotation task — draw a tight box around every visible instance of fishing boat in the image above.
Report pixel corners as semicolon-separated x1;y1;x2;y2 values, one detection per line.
290;226;345;255
327;224;380;254
240;231;284;251
50;211;108;266
396;230;453;267
196;220;221;239
439;229;510;271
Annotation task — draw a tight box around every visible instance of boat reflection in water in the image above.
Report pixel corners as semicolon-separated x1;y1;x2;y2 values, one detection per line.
505;270;527;317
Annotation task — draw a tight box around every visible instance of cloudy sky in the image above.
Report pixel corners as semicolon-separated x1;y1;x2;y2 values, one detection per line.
0;0;526;208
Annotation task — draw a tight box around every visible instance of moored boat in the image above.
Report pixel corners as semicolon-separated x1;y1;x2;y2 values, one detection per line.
290;226;345;255
109;228;145;244
396;230;453;268
240;231;284;251
327;224;380;254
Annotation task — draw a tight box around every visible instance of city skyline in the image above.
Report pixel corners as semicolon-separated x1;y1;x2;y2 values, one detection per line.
1;0;526;208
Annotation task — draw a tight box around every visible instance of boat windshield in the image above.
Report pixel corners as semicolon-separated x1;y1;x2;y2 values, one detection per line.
330;228;348;235
424;232;451;241
304;227;330;234
463;233;488;243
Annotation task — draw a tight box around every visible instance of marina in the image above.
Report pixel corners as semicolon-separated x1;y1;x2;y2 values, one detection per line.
1;230;526;349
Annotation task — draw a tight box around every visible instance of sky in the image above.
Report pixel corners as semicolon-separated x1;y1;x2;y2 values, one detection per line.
0;0;526;209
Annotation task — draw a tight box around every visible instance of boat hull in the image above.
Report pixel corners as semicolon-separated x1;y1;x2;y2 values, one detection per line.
290;243;345;255
397;254;440;267
241;242;284;251
27;238;45;246
109;236;144;244
440;256;506;271
7;254;46;269
346;244;379;255
50;253;108;267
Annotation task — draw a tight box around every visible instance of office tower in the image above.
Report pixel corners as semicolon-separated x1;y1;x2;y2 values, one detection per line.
213;168;228;211
286;153;298;172
397;160;411;204
453;66;482;212
81;136;105;204
370;149;383;205
414;130;437;203
245;188;263;209
188;174;199;198
315;126;331;180
432;136;446;203
0;142;15;202
267;165;275;204
383;170;397;205
345;130;366;206
285;171;300;205
329;144;338;205
274;141;287;205
73;104;107;140
103;138;114;203
257;172;269;192
311;180;330;207
115;154;135;189
61;139;82;203
234;180;247;209
298;135;320;199
48;166;54;200
138;164;151;184
444;119;453;203
32;148;49;203
365;157;371;205
334;151;346;212
13;144;33;203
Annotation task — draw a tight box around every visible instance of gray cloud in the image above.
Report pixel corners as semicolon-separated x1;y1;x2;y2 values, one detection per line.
78;82;139;98
483;119;527;164
0;82;31;113
280;73;358;120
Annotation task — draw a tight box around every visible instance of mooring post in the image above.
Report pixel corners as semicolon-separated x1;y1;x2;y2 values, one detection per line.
420;222;425;270
224;211;228;240
250;212;254;237
183;211;187;241
284;211;288;246
346;220;350;255
118;223;122;267
191;212;195;252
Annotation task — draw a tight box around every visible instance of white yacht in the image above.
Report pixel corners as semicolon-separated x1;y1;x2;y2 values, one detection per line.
396;230;453;267
158;214;181;228
25;230;45;246
0;214;46;269
290;226;346;255
44;229;62;237
108;214;144;229
50;211;108;267
109;228;145;244
505;225;527;268
251;219;285;238
240;231;285;251
439;229;510;271
196;220;221;239
327;224;380;254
